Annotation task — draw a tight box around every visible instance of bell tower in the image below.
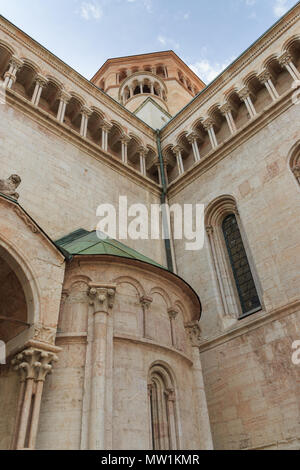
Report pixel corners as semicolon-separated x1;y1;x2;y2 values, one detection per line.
91;51;205;128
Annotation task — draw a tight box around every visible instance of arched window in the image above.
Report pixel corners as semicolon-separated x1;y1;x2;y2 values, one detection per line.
205;196;262;325
148;364;178;450
222;214;261;316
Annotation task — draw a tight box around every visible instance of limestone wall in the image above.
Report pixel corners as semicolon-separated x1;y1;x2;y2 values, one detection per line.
168;91;300;450
0;103;166;265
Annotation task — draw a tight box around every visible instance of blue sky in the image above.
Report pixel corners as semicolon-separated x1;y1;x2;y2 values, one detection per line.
0;0;298;83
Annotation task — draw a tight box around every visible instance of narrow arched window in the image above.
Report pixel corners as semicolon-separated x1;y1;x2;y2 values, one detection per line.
222;214;261;316
148;365;178;450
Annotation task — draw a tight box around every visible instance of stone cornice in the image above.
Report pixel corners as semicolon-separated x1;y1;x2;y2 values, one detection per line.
198;299;300;353
0;15;155;141
167;88;295;198
160;4;300;139
91;50;205;87
114;333;193;366
0;191;66;262
5;88;161;198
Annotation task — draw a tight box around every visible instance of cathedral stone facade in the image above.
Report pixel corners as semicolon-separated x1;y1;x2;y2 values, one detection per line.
0;3;300;450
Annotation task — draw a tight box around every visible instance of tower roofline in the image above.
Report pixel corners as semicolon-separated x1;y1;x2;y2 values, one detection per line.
91;50;206;87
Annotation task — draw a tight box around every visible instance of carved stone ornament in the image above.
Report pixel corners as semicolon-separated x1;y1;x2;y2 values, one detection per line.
11;348;58;382
33;323;57;345
88;285;116;313
185;322;202;347
0;174;21;200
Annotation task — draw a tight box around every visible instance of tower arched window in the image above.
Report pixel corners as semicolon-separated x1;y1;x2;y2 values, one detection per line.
148;364;179;450
205;196;262;324
222;214;261;316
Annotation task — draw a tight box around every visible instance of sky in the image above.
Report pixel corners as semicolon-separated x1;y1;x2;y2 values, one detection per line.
0;0;298;84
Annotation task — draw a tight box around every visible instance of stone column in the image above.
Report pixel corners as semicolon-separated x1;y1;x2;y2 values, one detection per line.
165;388;177;450
56;91;71;123
87;284;116;450
258;70;279;101
173;146;184;175
203;118;218;149
154;159;162;185
31;75;48;106
187;132;201;162
80;106;92;138
185;322;214;450
101;122;112;152
238;87;257;119
140;295;153;338
11;347;59;450
220;103;237;135
121;135;130;164
168;309;178;348
3;57;23;88
279;52;300;82
150;83;154;95
139;147;147;176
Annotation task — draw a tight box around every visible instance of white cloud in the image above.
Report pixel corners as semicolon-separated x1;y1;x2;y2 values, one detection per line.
190;57;235;84
157;35;180;50
273;0;290;18
127;0;152;12
80;1;103;21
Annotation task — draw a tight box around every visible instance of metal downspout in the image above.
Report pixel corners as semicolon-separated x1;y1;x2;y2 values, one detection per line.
156;130;174;272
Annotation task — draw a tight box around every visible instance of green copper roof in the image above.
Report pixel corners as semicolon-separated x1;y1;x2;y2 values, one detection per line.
55;229;166;270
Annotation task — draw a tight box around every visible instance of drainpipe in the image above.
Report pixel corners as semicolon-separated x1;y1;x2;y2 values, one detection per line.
156;130;174;273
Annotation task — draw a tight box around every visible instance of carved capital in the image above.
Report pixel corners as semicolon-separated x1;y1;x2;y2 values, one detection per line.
172;145;183;157
168;308;178;320
186;132;200;144
88;284;116;313
101;120;113;131
219;102;233;115
9;56;23;71
138;146;147;157
165;388;176;402
258;70;272;84
35;74;48;87
185;322;202;347
59;91;71;103
12;348;58;382
120;135;131;145
238;86;251;101
278;51;292;67
202;118;215;131
140;295;153;310
81;106;92;117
